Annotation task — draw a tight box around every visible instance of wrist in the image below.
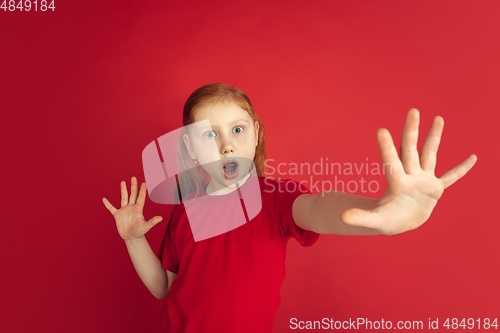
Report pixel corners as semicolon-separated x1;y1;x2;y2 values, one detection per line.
124;236;146;245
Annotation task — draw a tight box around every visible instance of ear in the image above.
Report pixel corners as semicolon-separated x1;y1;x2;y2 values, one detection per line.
183;133;196;159
254;121;259;147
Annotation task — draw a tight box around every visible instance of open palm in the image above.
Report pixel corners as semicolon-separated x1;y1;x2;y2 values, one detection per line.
102;177;163;241
343;108;477;236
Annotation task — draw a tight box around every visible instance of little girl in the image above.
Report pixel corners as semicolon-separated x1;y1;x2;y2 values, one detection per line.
102;83;476;332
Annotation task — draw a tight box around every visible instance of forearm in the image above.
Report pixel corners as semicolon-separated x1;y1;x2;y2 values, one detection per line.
125;236;168;299
295;191;381;235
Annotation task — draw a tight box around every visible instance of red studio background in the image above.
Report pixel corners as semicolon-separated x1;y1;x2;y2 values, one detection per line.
1;0;498;332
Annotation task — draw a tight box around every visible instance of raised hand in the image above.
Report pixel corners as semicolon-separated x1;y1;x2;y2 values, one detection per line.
342;108;477;236
102;176;163;241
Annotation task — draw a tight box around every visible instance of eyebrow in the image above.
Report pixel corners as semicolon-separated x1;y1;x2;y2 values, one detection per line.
199;119;250;130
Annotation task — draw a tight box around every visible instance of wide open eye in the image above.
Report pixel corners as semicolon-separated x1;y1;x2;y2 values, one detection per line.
203;130;216;139
233;126;244;134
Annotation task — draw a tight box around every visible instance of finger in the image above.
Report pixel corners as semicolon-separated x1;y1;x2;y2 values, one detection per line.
399;108;420;174
420;115;444;173
121;181;129;208
136;182;147;208
102;197;118;215
129;176;138;205
377;128;405;188
439;154;478;189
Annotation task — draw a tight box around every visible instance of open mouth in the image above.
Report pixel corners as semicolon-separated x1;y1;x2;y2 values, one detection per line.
222;160;239;179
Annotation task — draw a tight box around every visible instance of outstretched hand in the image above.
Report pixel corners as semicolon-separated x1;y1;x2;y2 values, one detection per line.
341;108;477;236
102;176;163;241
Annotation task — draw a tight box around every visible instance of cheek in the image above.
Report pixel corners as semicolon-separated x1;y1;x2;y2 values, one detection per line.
191;138;218;159
191;140;209;158
238;132;256;147
193;137;216;148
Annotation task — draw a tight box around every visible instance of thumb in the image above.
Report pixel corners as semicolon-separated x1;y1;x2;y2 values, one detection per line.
340;208;380;230
147;216;164;228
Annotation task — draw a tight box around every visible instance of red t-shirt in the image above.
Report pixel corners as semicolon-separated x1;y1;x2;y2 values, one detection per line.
155;176;320;332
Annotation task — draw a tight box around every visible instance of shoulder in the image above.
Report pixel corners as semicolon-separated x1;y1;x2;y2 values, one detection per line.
165;202;186;232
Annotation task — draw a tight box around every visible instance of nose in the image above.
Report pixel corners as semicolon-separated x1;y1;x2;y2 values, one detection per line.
219;133;235;155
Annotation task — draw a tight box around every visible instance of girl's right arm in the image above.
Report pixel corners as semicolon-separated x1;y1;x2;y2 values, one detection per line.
125;236;176;299
102;176;176;299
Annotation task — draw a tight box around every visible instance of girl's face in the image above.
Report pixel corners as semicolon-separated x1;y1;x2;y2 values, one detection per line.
183;101;259;194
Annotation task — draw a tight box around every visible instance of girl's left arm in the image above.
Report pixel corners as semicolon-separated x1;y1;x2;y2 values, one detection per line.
292;109;477;236
293;191;381;235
